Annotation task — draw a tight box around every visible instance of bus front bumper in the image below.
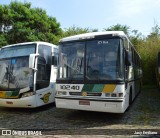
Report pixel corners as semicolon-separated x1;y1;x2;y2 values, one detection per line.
55;97;126;113
0;95;37;108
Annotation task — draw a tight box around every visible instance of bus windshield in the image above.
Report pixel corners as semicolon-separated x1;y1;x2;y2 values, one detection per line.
58;42;85;80
58;38;124;81
0;44;36;90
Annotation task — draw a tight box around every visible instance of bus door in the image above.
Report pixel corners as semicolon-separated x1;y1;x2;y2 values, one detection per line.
35;44;54;106
51;48;58;85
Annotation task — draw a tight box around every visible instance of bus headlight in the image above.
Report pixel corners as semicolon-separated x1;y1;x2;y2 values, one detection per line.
105;93;111;97
56;91;67;96
105;93;117;97
118;93;123;97
105;93;123;97
21;92;33;98
111;93;117;97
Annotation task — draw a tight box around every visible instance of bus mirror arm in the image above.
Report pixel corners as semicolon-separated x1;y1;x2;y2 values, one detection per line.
125;50;132;66
29;54;39;70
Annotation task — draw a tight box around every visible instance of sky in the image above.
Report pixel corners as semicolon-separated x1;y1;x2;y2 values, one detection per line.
0;0;160;36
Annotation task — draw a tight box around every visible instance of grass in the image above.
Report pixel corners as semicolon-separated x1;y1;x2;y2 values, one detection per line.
137;115;151;125
133;86;160;125
142;85;157;89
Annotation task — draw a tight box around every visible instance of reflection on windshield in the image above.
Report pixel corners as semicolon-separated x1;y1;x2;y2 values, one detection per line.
0;44;35;59
0;44;35;90
86;39;123;80
0;57;33;90
58;38;124;81
58;42;85;80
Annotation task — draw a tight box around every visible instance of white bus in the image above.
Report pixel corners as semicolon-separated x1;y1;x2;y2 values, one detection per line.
55;31;142;113
0;41;58;108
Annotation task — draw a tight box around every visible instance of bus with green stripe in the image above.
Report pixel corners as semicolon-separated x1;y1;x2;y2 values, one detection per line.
55;31;142;113
0;42;58;108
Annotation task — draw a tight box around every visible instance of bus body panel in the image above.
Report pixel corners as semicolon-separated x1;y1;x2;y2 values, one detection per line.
35;83;55;107
0;95;37;108
55;98;125;113
55;83;131;113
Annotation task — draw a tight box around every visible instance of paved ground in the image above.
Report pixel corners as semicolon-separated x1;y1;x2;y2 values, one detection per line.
0;87;160;137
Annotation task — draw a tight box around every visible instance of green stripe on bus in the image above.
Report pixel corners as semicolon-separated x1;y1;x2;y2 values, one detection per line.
92;84;105;92
82;84;105;92
82;84;94;92
5;91;19;97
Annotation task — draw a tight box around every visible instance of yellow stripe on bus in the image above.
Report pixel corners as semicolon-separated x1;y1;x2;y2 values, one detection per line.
0;91;6;98
102;84;116;93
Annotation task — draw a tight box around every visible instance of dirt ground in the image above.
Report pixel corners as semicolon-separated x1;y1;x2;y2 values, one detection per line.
0;87;160;137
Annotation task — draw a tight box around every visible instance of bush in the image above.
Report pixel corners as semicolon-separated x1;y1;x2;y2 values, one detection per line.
136;36;160;84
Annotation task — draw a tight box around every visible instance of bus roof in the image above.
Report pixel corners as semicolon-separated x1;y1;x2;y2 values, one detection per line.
60;31;127;42
1;41;57;49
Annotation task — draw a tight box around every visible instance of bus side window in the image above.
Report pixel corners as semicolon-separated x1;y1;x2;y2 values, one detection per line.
36;45;52;90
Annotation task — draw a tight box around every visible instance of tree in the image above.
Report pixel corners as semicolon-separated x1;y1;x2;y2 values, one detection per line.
129;29;143;47
63;25;98;37
147;24;160;39
104;24;130;36
0;1;62;46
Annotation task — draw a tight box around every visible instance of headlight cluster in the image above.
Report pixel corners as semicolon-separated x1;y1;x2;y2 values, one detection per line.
21;92;33;98
105;93;123;97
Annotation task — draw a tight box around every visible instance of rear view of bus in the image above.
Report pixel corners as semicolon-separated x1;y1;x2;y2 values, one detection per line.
55;31;142;113
0;42;58;108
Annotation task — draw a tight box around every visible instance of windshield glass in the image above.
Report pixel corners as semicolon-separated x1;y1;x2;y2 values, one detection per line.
86;39;123;80
58;38;124;81
0;44;35;59
58;42;85;80
0;44;35;90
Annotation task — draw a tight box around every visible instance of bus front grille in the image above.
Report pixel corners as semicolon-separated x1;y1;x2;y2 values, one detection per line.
69;92;102;96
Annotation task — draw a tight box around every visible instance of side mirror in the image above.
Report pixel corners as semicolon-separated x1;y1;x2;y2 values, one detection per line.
29;54;39;70
125;50;132;66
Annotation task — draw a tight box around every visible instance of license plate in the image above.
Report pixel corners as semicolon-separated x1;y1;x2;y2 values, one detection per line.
6;101;13;104
0;92;5;98
79;100;90;105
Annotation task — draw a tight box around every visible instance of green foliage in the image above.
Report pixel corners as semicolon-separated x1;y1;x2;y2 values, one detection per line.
136;33;160;84
129;30;143;46
0;1;62;46
0;34;8;46
130;25;160;85
104;24;130;36
63;25;98;37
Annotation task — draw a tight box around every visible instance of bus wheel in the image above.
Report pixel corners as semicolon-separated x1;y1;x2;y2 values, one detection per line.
129;89;132;105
